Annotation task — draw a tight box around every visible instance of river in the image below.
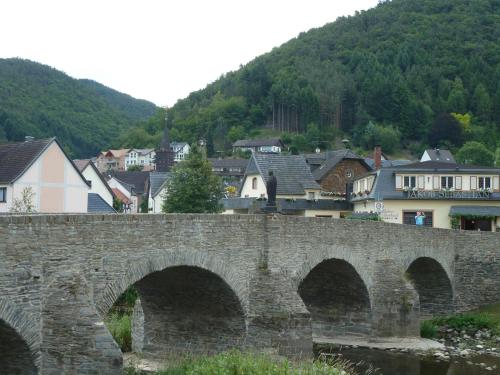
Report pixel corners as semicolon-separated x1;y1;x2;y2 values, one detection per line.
316;346;500;375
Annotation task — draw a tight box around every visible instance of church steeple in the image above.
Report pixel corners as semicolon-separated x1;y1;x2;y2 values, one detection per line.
155;112;175;171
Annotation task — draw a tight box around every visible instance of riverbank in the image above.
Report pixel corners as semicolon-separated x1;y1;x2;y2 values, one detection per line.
123;351;355;375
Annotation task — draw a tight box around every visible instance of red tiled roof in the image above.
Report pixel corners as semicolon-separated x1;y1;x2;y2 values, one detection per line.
112;188;131;204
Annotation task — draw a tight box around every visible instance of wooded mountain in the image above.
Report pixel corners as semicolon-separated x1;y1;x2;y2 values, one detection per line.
0;58;157;157
130;0;500;156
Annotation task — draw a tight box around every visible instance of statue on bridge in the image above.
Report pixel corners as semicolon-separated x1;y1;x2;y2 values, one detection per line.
264;171;278;213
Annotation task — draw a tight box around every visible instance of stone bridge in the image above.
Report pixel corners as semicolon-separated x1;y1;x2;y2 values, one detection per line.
0;214;499;374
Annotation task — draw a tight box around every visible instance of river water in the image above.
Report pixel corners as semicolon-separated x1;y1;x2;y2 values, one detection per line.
316;346;500;375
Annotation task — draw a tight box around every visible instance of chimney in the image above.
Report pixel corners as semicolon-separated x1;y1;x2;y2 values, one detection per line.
24;136;35;142
374;145;382;170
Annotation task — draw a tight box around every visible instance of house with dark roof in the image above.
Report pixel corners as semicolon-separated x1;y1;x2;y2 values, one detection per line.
74;159;115;209
421;149;456;163
107;171;150;213
232;138;284;154
351;160;500;231
304;149;371;196
223;154;351;217
148;172;171;213
208;158;248;179
170;142;190;162
0;137;89;213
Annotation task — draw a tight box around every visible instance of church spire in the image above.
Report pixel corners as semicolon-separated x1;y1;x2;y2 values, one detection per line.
155;111;175;171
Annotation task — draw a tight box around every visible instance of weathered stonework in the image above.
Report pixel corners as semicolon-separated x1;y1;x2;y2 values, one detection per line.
0;214;498;374
318;159;369;193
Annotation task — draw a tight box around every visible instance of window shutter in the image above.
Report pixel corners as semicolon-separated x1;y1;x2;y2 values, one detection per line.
470;176;477;190
395;175;402;189
433;176;439;190
493;176;499;191
455;176;462;190
418;175;425;189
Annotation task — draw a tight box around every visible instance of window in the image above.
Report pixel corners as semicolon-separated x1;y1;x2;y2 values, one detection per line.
252;177;257;190
403;176;416;188
478;177;491;189
0;187;6;202
403;211;433;227
441;176;454;189
308;192;315;200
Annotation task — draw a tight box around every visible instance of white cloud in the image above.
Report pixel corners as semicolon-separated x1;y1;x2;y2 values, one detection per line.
1;0;379;106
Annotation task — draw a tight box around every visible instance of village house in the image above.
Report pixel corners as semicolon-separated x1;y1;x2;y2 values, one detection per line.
304;149;371;197
107;177;136;213
351;160;500;231
223;153;351;217
148;172;170;213
232;138;284;154
107;171;149;213
170;142;190;162
420;148;456;163
0;137;89;213
95;149;128;172
73;159;115;213
208;158;248;179
125;148;156;171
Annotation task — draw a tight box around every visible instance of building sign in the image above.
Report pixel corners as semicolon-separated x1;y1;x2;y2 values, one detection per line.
406;190;491;200
374;201;384;213
380;210;399;221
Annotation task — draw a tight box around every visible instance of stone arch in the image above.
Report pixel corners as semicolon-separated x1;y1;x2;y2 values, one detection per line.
96;250;248;355
0;298;39;374
405;257;454;317
297;258;372;338
96;249;248;317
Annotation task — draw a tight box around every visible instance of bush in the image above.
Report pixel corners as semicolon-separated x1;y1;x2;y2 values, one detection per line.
420;321;438;338
105;313;132;352
430;313;498;333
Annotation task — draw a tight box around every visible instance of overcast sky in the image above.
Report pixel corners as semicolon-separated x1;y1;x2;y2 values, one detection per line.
1;0;379;107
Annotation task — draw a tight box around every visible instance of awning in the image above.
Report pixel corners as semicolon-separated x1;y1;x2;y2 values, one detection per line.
449;205;500;217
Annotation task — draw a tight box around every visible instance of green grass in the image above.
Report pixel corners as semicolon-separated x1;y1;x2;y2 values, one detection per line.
105;312;132;352
125;351;353;375
420;302;500;338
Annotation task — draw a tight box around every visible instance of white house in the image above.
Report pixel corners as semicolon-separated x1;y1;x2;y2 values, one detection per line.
0;137;89;213
232;138;284;154
107;177;137;213
125;149;156;171
170;142;190;162
74;159;115;208
148;172;170;213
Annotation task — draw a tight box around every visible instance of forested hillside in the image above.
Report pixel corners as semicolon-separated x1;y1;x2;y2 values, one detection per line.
0;58;157;157
125;0;500;159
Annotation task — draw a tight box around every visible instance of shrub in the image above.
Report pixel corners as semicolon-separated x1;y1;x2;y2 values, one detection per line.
420;320;438;338
105;313;132;352
431;313;498;333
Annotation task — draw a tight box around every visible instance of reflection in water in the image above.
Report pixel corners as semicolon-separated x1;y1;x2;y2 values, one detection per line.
316;346;500;375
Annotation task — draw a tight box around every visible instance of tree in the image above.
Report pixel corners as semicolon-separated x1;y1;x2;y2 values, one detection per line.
456;141;495;166
428;113;464;148
162;147;223;213
10;186;36;213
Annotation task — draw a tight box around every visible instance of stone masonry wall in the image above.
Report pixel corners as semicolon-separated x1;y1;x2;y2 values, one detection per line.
0;214;498;373
319;159;370;193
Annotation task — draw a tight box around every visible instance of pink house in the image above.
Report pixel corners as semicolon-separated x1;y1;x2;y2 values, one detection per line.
0;137;89;213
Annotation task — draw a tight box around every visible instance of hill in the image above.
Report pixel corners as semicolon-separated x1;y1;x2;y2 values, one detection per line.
0;58;157;157
124;0;500;157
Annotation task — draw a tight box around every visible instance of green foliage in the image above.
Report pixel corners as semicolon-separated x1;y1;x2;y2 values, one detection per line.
105;313;132;352
142;351;352;375
420;321;438;339
456;141;495;166
428;113;464;148
113;197;124;213
127;164;143;172
430;313;499;334
121;0;500;156
0;58;157;157
162;147;223;213
140;197;149;213
356;122;401;154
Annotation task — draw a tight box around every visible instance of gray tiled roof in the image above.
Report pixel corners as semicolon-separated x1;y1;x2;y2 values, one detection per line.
233;138;283;147
149;172;170;198
423;149;456;163
245;154;320;195
87;193;116;213
352;165;500;202
208;158;249;169
364;158;413;169
0;138;53;183
108;171;150;195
